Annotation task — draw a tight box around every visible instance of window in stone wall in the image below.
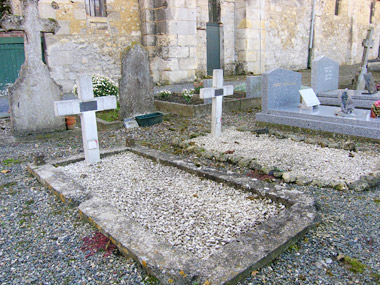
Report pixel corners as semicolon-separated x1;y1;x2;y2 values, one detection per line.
209;0;220;23
86;0;106;17
334;0;341;16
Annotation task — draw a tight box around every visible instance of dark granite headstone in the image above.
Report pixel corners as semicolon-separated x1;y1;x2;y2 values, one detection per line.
311;56;339;94
119;44;155;118
363;73;377;94
262;68;302;112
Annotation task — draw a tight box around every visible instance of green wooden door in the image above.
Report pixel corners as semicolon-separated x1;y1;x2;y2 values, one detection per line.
0;37;25;91
206;23;220;76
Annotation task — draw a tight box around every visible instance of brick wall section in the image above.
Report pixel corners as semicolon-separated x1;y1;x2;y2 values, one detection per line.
0;31;24;37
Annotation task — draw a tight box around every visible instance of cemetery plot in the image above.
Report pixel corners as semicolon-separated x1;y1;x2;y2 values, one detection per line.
60;152;284;259
28;147;318;283
190;128;380;187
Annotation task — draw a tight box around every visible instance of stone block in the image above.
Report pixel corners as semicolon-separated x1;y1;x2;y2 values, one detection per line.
162;46;189;58
178;34;197;46
73;8;86;20
167;20;196;35
49;50;74;66
38;3;56;19
56;20;71;35
161;70;189;83
179;57;197;70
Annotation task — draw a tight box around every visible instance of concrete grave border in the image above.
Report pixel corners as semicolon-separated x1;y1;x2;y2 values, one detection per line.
27;146;320;284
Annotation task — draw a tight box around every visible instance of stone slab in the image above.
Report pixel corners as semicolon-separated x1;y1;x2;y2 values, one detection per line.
246;76;262;98
256;105;380;140
311;56;339;94
318;89;380;109
27;146;319;284
119;44;155;119
262;68;302;112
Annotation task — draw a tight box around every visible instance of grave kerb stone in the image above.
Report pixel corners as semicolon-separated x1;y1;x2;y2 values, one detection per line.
54;75;117;164
200;69;233;137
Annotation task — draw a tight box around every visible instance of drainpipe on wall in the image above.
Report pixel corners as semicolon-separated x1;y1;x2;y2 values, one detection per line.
307;0;316;68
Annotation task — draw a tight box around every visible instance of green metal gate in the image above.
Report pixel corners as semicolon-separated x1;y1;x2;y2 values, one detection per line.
0;37;25;91
206;23;220;75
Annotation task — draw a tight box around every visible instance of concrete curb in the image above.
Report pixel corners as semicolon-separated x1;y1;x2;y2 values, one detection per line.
27;146;320;284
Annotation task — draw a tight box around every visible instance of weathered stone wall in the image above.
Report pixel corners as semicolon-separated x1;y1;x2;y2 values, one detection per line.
5;0;380;87
312;0;380;65
263;0;311;71
195;0;208;78
234;0;266;74
38;0;141;92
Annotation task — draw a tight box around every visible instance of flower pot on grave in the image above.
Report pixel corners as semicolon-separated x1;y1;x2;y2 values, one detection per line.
65;116;76;130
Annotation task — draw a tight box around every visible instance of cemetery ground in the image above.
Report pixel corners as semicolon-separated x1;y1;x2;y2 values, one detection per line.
1;107;380;284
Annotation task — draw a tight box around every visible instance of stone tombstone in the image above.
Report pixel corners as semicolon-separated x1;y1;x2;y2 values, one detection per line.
262;68;302;112
203;79;213;104
119;44;154;119
246;76;262;98
311;56;339;94
363;73;377;94
0;0;65;135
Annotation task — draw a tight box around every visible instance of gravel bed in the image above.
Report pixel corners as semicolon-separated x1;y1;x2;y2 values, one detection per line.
190;128;380;184
1;112;379;284
60;152;285;259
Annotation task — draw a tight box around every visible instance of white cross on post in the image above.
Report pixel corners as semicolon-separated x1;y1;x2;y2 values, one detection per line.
54;75;117;164
200;69;234;137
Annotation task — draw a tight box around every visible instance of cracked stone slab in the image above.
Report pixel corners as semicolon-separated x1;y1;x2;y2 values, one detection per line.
28;146;320;284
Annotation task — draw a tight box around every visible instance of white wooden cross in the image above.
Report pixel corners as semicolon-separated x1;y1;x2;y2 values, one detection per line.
200;69;234;137
54;75;117;164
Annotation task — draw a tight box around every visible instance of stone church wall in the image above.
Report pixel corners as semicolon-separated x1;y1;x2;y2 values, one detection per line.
38;0;141;92
5;0;380;87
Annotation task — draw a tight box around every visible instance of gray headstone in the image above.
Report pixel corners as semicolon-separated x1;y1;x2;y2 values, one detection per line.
311;56;339;94
119;44;155;118
262;68;302;112
1;0;65;135
246;76;262;98
363;73;377;94
203;79;212;104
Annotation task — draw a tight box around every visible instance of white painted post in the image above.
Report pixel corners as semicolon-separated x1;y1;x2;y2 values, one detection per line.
200;69;234;137
54;75;117;164
78;75;100;164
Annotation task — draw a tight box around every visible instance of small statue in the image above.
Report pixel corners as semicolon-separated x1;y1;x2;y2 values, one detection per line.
340;88;354;114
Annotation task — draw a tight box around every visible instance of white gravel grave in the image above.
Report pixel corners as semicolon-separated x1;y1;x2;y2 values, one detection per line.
190;128;380;184
60;152;285;259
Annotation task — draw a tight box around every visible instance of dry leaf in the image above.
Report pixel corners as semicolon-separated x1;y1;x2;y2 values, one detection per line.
1;170;10;174
251;270;259;276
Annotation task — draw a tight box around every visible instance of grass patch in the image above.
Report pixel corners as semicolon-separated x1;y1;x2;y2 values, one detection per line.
343;256;366;273
96;102;120;122
2;159;21;166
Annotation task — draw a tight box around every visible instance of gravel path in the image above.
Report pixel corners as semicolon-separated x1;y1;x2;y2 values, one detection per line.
1;111;380;284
